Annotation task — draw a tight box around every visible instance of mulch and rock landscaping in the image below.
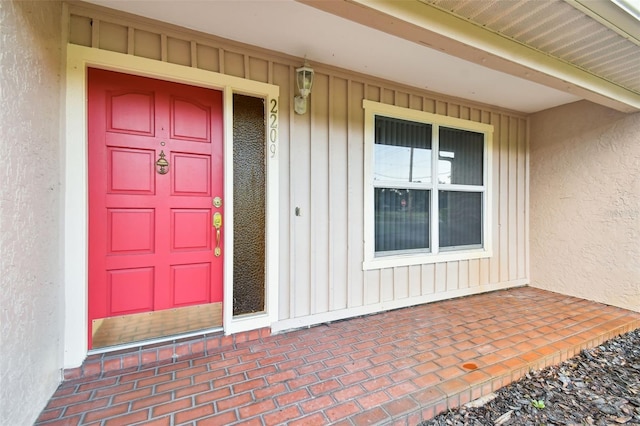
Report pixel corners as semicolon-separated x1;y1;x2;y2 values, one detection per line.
420;328;640;426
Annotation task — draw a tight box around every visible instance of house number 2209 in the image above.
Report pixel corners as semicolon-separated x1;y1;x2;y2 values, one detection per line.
269;98;278;158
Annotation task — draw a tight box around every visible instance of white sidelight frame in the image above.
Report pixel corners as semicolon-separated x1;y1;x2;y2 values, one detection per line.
64;44;279;368
363;100;494;270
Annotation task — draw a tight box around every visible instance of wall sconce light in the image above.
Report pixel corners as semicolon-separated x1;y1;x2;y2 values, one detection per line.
294;58;314;115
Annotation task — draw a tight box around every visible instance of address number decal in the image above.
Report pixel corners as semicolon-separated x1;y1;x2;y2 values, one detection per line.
269;98;278;158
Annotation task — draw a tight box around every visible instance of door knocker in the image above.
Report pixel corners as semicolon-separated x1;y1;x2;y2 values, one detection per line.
155;150;169;175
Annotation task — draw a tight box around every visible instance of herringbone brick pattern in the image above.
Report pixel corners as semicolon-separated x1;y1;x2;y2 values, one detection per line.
35;287;640;425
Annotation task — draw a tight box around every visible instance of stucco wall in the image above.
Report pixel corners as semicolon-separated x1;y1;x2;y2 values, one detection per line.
0;1;64;424
530;101;640;312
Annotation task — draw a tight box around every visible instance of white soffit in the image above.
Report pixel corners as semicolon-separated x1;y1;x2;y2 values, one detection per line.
422;0;640;106
84;0;591;113
306;0;640;112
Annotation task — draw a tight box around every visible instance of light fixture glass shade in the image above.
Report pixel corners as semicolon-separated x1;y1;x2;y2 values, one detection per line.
294;95;308;115
296;63;314;98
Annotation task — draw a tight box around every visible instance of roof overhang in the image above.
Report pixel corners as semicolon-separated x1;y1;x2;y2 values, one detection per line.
81;0;640;113
302;0;640;113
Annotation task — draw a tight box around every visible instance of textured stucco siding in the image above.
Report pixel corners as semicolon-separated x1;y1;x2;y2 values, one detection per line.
530;101;640;312
0;1;64;424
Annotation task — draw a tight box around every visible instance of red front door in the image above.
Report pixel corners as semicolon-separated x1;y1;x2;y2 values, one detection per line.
88;68;224;349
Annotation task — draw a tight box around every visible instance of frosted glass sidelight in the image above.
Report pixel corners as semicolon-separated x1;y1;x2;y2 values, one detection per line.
232;94;266;315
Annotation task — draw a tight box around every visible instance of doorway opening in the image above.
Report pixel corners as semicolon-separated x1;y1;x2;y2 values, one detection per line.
88;68;225;349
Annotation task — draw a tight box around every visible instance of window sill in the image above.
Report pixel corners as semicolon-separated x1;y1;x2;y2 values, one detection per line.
362;248;492;270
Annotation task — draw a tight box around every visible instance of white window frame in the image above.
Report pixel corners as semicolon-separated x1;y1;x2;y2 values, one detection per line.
363;100;493;270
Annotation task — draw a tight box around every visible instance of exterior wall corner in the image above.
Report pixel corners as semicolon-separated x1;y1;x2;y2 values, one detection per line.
0;1;66;424
530;100;640;312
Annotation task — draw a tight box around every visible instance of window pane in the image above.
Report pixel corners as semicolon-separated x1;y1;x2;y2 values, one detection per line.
374;116;432;184
375;188;430;253
439;191;482;248
439;127;483;185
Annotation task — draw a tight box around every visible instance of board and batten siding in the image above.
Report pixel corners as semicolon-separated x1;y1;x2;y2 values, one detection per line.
68;3;529;332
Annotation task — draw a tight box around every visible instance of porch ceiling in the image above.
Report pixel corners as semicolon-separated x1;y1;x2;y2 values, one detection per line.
83;0;640;114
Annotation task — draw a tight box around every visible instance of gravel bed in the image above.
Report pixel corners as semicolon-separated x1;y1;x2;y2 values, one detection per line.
420;328;640;426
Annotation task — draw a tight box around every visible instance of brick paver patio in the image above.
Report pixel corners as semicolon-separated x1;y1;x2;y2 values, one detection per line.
35;287;640;425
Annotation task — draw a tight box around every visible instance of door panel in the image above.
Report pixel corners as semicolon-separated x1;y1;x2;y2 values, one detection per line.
107;208;155;254
88;68;223;349
108;267;154;315
172;153;211;195
108;148;155;194
171;209;211;251
172;263;211;306
108;91;155;135
171;97;211;142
